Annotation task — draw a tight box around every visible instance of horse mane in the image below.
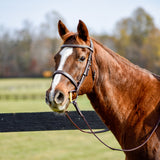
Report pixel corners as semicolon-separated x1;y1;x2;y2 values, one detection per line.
152;73;160;81
62;32;75;41
92;38;138;67
92;38;160;78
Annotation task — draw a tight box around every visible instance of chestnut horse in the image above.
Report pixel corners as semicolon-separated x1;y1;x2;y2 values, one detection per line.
46;20;160;160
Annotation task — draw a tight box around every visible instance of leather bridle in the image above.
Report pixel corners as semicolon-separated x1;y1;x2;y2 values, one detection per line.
52;39;160;152
52;39;94;95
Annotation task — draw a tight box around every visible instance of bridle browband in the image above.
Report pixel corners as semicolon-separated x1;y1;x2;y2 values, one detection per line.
52;39;160;152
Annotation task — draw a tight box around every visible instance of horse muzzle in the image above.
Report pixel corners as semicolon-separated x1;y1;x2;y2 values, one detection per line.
45;89;70;113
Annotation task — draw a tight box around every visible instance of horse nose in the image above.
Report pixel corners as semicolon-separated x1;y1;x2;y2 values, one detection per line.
54;90;65;105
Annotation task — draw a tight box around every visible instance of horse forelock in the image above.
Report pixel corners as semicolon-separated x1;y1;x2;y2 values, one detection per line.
62;32;75;42
62;32;91;46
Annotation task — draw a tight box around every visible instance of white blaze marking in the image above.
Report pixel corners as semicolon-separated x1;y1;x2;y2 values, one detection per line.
49;48;73;102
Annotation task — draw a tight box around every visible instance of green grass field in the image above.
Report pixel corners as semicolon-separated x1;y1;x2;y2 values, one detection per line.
0;78;125;160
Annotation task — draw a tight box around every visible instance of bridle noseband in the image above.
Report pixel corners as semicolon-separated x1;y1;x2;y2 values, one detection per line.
52;39;160;152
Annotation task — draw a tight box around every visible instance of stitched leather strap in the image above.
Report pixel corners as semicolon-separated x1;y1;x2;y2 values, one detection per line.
53;70;77;89
61;40;93;52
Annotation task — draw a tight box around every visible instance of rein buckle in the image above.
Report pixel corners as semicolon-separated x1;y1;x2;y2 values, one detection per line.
69;92;73;103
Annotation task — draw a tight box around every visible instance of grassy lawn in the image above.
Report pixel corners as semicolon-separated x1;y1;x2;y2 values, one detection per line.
0;78;125;160
0;131;124;160
0;78;49;97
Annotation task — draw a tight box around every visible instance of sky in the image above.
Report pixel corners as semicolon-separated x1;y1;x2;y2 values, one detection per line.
0;0;160;34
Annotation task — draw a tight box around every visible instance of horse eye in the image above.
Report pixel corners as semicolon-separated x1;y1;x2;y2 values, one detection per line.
79;56;86;62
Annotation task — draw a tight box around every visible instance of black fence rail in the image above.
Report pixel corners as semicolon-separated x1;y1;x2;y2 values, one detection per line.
0;111;108;132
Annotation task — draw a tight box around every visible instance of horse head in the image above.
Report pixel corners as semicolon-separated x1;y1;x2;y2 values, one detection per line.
46;20;95;113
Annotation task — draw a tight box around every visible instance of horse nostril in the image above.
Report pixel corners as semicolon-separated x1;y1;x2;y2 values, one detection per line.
54;91;65;104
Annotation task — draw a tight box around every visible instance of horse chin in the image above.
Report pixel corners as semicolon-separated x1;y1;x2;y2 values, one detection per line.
49;99;70;113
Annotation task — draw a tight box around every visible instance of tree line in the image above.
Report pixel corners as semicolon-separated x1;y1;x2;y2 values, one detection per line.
0;8;160;77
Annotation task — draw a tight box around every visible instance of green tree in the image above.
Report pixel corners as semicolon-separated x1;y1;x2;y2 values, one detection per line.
141;28;160;73
114;7;158;72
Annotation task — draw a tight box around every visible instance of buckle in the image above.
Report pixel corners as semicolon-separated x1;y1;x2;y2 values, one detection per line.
69;92;73;103
69;90;78;103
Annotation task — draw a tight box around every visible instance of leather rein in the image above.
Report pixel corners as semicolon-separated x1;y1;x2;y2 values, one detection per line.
52;39;160;152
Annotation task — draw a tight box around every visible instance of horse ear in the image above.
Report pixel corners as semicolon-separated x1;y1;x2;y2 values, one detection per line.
77;20;89;42
58;20;69;39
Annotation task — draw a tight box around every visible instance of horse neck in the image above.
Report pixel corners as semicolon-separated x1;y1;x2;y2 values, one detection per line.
87;40;160;143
